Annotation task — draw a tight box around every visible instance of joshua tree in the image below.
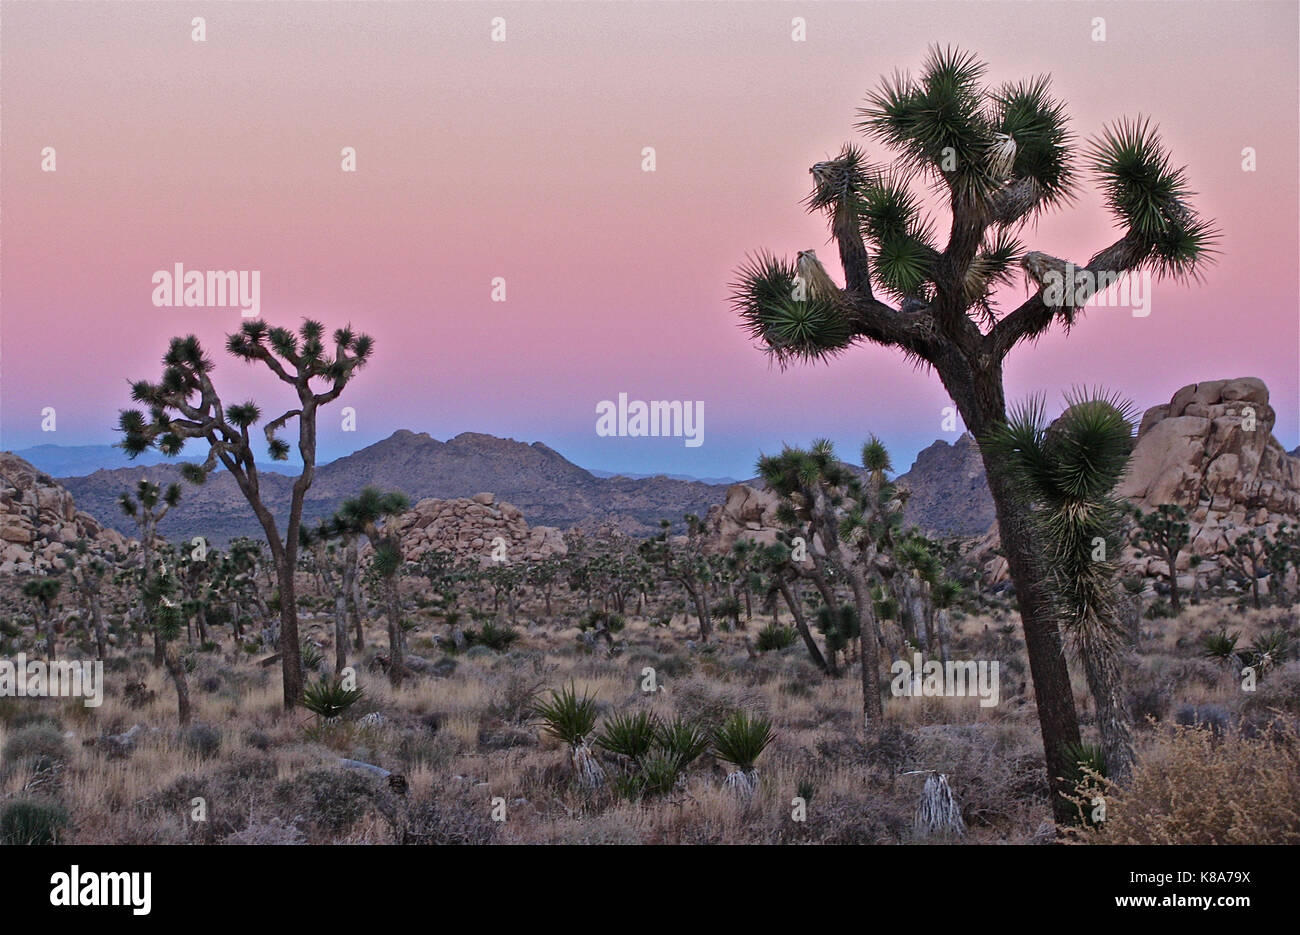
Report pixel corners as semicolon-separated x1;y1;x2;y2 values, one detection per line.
21;578;61;659
640;516;716;641
300;520;351;674
984;391;1138;781
1265;523;1299;606
1129;504;1191;614
758;438;904;734
118;319;373;709
119;478;182;666
61;541;112;660
757;539;831;673
731;47;1216;815
1221;529;1267;610
141;560;192;726
338;487;410;685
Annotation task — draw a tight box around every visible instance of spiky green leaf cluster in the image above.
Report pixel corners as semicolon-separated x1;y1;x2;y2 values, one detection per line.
730;252;854;365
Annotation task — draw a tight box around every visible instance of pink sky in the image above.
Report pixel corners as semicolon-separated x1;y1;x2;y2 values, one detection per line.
2;1;1296;478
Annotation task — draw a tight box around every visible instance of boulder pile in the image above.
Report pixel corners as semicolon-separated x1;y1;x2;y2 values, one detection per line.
388;492;567;565
0;452;131;574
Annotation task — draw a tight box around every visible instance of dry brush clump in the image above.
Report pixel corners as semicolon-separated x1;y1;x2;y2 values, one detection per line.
1074;722;1300;844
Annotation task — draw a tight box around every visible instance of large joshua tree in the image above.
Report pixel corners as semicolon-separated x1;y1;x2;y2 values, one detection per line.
118;319;373;710
731;47;1217;818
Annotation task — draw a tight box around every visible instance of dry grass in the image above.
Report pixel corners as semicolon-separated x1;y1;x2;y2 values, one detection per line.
0;597;1294;844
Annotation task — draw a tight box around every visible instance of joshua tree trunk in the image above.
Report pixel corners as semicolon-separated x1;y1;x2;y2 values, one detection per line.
89;592;108;661
934;608;953;666
1079;646;1134;783
778;580;828;673
42;610;56;660
384;573;406;685
973;427;1082;823
162;641;192;726
683;583;712;641
1163;545;1182;614
845;570;883;737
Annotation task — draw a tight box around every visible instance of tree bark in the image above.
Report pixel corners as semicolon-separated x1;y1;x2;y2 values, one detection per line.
978;447;1083;824
778;580;828;673
163;641;192;726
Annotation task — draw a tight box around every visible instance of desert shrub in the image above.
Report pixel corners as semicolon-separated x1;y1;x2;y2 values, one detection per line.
756;623;798;651
245;730;273;752
1144;599;1175;620
181;723;222;759
0;799;69;845
488;673;544;724
465;620;520;651
1127;679;1171;723
1174;704;1231;735
1086;724;1300;844
2;723;68;767
672;678;767;730
222;817;305;845
391;791;498;845
282;767;379;834
1243;660;1300;715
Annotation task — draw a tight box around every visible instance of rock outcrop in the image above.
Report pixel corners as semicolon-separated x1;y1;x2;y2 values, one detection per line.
1116;377;1300;584
387;492;566;565
702;484;784;554
0;452;131;574
896;433;997;537
975;377;1300;589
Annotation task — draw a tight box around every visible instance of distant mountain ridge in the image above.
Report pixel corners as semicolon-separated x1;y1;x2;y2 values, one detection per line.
57;430;731;545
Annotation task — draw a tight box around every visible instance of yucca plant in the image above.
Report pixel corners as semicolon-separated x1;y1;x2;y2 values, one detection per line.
913;771;966;838
300;640;324;671
730;45;1218;823
1201;628;1240;665
531;683;605;791
1242;630;1291;674
655;717;710;767
595;710;660;761
712;712;774;797
755;622;798;652
638;750;685;797
301;676;364;721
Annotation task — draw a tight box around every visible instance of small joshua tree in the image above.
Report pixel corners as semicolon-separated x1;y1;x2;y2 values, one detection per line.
62;541;112;660
1129;503;1191;615
639;515;716;641
119;478;182;666
337;488;410;685
985;391;1138;780
118;319;372;710
1221;530;1267;610
21;578;61;659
